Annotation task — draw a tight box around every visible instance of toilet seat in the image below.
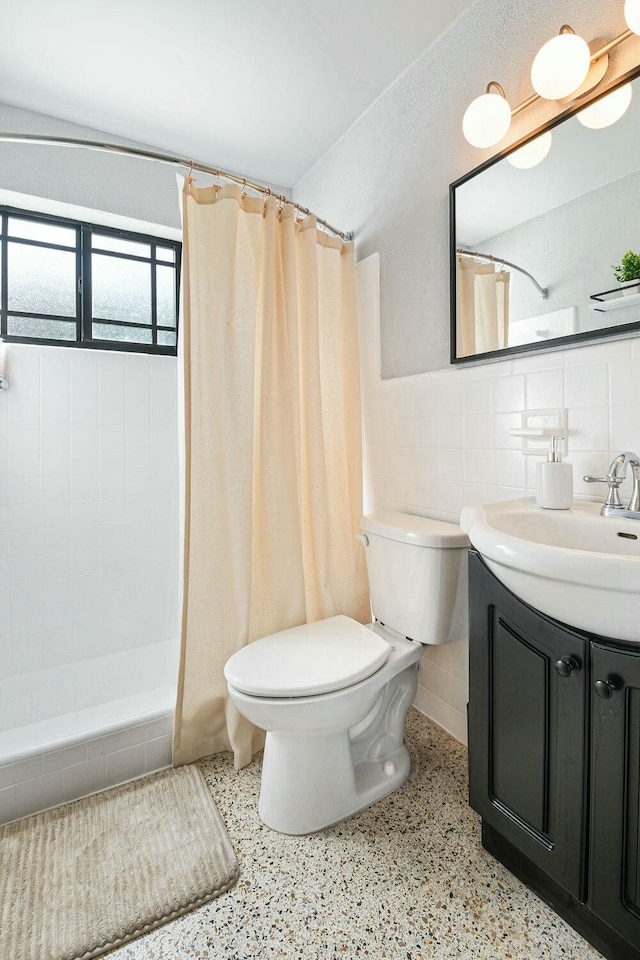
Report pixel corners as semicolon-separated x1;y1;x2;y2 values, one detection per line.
224;615;391;698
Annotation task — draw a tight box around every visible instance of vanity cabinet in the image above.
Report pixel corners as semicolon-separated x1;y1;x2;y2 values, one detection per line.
468;550;640;960
590;642;640;949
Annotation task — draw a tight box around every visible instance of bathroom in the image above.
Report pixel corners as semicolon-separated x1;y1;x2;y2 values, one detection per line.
2;0;640;957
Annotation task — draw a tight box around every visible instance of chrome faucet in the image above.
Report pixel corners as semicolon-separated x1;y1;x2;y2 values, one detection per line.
584;451;640;519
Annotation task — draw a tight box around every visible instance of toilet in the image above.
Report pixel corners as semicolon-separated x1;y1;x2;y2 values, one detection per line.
224;512;468;835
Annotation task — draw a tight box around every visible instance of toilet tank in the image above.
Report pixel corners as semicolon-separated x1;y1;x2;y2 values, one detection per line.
360;512;469;645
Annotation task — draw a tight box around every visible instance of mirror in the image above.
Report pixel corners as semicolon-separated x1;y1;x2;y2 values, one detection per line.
450;69;640;364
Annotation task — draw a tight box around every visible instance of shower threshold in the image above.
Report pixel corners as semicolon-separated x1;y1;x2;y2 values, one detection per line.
0;687;176;824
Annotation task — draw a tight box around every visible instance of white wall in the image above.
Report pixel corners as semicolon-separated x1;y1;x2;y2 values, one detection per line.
0;101;290;228
0;102;183;228
320;0;640;741
0;344;180;730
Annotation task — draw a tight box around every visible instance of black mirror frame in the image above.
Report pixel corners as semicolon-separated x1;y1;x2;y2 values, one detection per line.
450;63;640;365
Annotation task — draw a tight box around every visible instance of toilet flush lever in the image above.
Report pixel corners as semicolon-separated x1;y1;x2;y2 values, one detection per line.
355;534;369;547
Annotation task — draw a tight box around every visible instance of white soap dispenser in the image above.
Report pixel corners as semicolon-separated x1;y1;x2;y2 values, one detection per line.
536;436;573;510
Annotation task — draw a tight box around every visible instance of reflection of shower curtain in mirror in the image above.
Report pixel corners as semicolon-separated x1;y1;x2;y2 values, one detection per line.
457;259;510;356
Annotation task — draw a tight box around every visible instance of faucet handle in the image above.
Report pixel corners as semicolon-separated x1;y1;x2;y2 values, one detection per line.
583;474;624;508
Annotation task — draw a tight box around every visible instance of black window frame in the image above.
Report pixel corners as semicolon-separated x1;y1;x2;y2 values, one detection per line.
0;205;181;356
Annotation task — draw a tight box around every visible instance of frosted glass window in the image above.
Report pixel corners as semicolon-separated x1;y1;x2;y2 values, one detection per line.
92;254;151;323
8;218;76;248
8;243;76;316
93;323;153;344
92;234;150;258
8;315;76;340
1;206;179;354
157;265;176;326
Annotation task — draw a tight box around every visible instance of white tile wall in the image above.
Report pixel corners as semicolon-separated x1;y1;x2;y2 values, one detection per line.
0;711;173;824
0;343;181;735
357;254;640;745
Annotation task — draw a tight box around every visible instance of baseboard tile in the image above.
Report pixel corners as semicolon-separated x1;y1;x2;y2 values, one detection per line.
413;685;468;746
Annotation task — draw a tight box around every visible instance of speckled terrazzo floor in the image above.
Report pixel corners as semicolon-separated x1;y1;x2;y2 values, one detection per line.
112;709;601;959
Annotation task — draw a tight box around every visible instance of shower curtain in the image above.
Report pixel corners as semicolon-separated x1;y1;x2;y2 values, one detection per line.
173;182;370;768
457;258;510;356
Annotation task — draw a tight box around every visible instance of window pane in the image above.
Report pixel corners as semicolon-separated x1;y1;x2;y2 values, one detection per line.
156;246;175;263
92;234;150;258
92;254;151;323
157;330;177;347
8;315;76;340
8;243;77;316
156;266;177;326
8;217;76;248
92;323;152;344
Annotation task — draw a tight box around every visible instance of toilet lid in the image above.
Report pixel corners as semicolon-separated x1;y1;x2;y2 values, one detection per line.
224;615;391;697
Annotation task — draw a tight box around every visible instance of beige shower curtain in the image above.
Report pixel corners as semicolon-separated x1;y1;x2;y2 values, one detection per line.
457;258;510;356
173;182;370;769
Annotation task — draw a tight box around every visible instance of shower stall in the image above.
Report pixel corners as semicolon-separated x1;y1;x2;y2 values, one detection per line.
0;344;182;824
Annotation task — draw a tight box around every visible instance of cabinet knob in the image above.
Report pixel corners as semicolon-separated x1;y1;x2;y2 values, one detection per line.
554;656;579;678
594;679;617;699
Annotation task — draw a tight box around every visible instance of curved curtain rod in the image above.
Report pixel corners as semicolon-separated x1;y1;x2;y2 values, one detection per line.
0;131;353;241
457;247;548;300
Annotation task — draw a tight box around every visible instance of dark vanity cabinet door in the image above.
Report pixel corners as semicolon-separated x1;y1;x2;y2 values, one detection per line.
468;552;587;899
590;642;640;948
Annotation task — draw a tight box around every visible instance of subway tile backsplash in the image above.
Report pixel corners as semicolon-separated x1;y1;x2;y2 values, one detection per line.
363;338;640;524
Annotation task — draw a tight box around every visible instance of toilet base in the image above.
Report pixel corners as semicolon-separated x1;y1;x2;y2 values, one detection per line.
257;657;419;835
258;732;411;835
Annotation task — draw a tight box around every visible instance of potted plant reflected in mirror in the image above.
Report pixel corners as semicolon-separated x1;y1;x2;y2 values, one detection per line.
612;250;640;295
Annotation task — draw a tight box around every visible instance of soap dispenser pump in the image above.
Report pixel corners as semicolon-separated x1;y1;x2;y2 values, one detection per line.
536;436;573;510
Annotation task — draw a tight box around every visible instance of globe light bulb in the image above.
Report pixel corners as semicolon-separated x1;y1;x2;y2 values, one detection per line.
462;88;512;148
576;83;633;129
624;0;640;34
531;31;591;100
506;131;553;169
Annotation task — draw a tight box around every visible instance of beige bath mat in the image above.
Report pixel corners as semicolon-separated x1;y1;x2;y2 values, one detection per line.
0;765;238;960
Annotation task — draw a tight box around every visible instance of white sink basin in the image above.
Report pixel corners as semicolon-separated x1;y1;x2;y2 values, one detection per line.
460;498;640;642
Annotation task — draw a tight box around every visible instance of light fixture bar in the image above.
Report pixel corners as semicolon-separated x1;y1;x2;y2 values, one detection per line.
511;27;633;118
594;27;633;58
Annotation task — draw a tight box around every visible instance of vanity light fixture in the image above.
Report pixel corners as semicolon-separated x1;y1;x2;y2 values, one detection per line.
462;82;512;148
625;0;640;34
531;26;591;100
576;81;633;128
462;3;636;149
506;130;553;168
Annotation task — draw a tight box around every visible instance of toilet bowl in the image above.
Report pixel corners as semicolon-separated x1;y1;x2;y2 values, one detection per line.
224;512;468;835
